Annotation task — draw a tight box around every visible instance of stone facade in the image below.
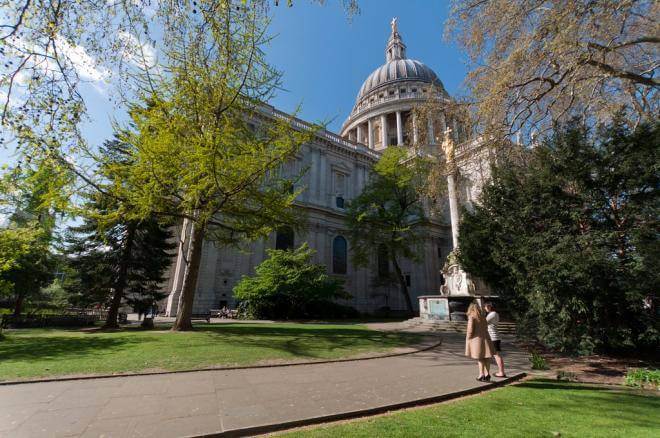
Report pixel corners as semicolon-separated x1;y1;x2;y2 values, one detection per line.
163;21;488;316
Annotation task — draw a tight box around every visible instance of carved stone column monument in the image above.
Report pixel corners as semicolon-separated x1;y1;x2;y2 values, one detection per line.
439;127;489;297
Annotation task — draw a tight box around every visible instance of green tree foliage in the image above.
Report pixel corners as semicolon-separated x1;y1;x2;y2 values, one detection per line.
0;157;71;315
0;156;72;232
64;140;175;328
346;147;431;314
233;243;349;319
0;225;54;315
1;0;352;205
459;120;659;354
114;2;313;330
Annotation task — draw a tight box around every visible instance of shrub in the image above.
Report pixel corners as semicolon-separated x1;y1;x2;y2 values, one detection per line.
556;370;578;382
233;244;350;319
530;351;549;370
624;368;660;390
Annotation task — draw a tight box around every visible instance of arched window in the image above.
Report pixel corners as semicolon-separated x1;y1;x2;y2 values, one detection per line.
377;244;389;278
332;236;347;274
275;226;294;251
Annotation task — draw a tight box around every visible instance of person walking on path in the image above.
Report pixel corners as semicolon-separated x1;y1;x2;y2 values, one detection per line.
465;302;495;382
485;302;506;377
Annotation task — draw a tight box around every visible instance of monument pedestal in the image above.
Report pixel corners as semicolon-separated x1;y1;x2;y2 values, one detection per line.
440;249;490;297
417;250;493;321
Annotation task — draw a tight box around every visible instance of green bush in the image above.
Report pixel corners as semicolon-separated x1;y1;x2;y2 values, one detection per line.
624;368;660;390
530;351;549;370
556;370;578;382
234;244;351;319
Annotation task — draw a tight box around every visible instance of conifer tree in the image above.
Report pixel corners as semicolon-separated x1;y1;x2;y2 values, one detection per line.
65;140;175;328
459;120;659;353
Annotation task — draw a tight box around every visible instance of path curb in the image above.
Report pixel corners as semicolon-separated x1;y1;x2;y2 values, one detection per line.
198;372;527;437
0;337;442;386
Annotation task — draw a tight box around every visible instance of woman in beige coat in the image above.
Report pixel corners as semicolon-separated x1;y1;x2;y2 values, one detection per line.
465;302;495;381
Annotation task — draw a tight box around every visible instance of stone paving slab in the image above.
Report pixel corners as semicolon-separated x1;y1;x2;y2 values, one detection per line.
0;331;529;438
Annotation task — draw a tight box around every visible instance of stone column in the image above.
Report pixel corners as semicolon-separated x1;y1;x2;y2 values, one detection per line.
356;124;364;145
428;117;435;144
412;112;419;144
446;170;460;250
442;127;459;249
367;118;374;149
440;127;489;297
380;114;388;148
396;111;403;145
320;151;327;206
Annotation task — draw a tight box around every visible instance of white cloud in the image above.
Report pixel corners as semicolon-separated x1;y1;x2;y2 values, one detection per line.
55;36;111;82
118;31;159;70
0;89;21;109
9;35;110;85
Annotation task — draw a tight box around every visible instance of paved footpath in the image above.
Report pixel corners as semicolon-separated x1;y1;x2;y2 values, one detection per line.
0;331;529;438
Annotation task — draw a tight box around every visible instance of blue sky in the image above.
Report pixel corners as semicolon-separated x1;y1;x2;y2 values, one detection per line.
266;0;466;131
0;0;467;166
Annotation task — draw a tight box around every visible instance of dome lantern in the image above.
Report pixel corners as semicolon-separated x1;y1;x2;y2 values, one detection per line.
386;17;406;62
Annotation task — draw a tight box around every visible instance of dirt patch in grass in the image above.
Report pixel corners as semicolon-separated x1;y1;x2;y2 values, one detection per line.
549;355;646;385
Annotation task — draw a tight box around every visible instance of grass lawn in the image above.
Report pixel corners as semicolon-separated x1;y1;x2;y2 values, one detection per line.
0;322;421;381
283;379;660;438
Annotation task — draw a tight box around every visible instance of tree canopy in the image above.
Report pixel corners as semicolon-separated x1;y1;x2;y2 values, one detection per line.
111;1;313;330
447;0;659;140
0;224;53;315
459;120;659;354
0;157;70;315
346;147;432;313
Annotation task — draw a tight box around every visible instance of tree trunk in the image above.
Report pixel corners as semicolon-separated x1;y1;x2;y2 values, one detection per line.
172;222;205;331
13;294;25;316
391;255;414;315
103;223;136;329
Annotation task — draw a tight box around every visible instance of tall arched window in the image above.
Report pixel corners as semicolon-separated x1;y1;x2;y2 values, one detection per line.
332;236;347;274
275;226;294;251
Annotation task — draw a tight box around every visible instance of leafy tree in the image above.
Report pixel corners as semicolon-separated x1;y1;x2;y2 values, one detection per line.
346;147;431;314
233;243;348;319
114;2;313;331
0;224;54;315
65;140;175;328
0;157;71;315
1;0;349;193
446;0;658;140
459;120;659;354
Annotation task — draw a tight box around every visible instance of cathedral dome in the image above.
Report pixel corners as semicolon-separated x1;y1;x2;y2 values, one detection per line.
346;18;447;119
341;18;450;148
357;59;441;102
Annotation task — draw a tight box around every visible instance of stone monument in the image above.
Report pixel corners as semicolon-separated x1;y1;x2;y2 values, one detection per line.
439;127;489;297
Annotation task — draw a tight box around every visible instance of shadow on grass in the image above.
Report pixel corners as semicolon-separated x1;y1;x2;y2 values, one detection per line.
0;323;422;364
191;323;422;358
515;379;613;391
0;335;142;363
